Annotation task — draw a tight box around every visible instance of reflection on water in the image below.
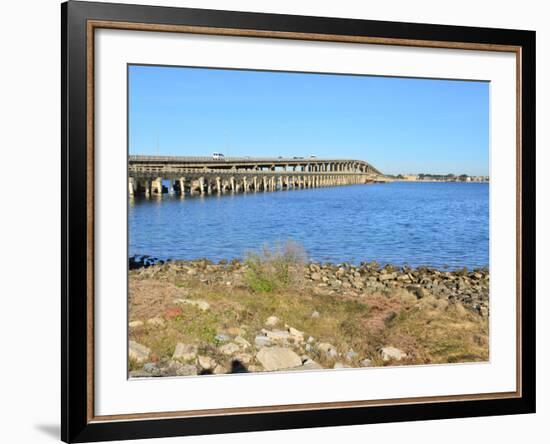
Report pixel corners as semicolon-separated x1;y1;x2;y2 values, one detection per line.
129;182;489;269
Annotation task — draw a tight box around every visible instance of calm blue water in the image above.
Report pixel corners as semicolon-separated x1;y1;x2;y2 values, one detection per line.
129;182;489;270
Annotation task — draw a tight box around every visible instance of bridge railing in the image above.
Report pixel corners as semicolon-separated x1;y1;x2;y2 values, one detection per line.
130;155;363;163
128;167;375;176
128;156;383;176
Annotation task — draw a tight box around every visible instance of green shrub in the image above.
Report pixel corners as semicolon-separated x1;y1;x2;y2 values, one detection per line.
244;240;307;293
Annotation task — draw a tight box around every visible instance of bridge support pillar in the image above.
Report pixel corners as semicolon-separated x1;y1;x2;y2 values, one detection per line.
152;177;163;195
199;177;205;195
216;177;221;194
243;177;248;192
128;177;135;196
178;177;186;196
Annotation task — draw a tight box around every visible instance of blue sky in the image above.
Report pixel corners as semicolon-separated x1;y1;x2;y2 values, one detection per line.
128;65;489;176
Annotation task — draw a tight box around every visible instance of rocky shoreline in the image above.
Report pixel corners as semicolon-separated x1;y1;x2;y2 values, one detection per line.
128;258;489;378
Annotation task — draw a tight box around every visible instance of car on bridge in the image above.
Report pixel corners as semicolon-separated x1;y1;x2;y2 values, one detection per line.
212;152;225;160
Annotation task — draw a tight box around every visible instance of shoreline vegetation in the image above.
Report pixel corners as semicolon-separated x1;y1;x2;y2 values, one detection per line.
128;243;489;378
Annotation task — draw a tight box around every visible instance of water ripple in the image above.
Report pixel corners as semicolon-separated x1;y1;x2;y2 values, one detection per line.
129;182;489;270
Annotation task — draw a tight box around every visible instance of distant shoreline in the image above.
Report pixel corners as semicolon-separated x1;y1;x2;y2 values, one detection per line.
391;179;489;183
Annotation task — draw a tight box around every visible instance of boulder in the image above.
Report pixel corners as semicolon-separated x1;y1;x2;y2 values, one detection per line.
197;355;216;370
359;358;373;367
213;364;228;375
317;342;338;358
254;335;272;348
286;360;323;371
265;329;291;341
234;353;253;364
256;347;302;371
172;343;198;361
128;320;144;329
176;364;198;376
129;341;151;364
234;336;251;349
310;272;322;281
380;346;407;362
146;317;165;327
219;342;240;355
288;327;304;340
379;272;397;281
129;370;150;378
173;298;210;311
265;315;280;327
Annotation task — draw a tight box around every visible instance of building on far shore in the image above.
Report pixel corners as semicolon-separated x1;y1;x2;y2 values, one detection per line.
387;173;489;182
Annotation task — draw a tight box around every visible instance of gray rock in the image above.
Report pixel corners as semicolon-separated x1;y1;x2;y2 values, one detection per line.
219;342;240;355
213;364;228;375
345;350;359;362
128;320;144;329
197;355;216;370
310;272;322;281
256;347;302;371
146;317;165;327
286;360;324;371
379;272;397;281
317;342;338;358
380;346;407;361
143;362;157;373
173;298;210;311
161;360;184;376
360;358;373;367
254;335;272;348
176;364;198;376
235;353;253;364
234;336;251;349
288;327;304;340
172;343;198;361
311;311;320;318
129;341;151;364
215;333;231;343
265;315;279;326
266;329;291;341
129;370;150;378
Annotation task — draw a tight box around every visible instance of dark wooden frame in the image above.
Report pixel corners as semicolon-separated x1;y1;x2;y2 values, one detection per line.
62;1;536;442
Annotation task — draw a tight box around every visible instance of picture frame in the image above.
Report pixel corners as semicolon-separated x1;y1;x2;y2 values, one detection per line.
61;1;536;442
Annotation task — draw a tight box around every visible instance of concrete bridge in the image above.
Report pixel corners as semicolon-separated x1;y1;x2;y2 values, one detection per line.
128;155;386;197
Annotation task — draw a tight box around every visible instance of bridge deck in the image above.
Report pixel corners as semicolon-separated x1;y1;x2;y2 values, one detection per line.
129;155;383;176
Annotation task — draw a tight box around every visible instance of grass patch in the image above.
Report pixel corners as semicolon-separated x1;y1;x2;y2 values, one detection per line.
243;240;306;293
383;303;489;364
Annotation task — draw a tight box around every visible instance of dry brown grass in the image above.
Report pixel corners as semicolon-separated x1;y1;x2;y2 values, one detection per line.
129;263;488;370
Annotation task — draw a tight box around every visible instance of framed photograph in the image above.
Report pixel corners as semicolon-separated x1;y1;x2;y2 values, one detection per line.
61;1;535;442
